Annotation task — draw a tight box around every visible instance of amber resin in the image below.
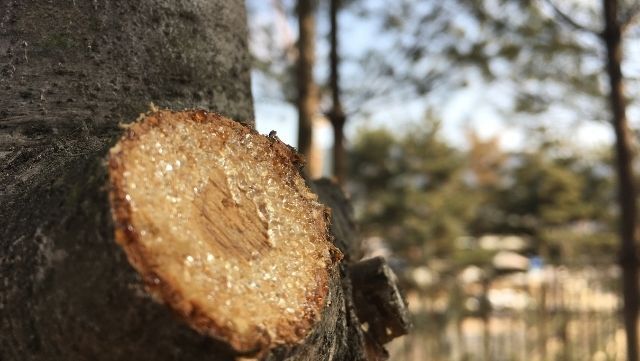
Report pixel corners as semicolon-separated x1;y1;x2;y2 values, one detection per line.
108;110;341;355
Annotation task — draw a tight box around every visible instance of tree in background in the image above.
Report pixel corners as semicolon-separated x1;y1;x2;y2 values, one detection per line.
247;0;322;170
602;1;640;358
349;119;617;265
328;0;347;185
296;0;318;160
465;131;506;190
477;141;615;261
514;1;640;357
348;117;479;264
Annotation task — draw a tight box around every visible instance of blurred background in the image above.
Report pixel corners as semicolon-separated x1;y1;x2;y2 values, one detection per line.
246;0;640;360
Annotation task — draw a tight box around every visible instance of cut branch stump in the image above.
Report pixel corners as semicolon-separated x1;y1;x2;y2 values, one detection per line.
2;110;408;360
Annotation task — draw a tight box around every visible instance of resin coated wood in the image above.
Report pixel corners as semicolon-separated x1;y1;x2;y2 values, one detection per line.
109;110;341;355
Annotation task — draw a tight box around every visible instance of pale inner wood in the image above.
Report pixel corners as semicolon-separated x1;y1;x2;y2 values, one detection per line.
197;167;271;262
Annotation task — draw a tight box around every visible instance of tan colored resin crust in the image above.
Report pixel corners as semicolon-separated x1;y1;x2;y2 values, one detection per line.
108;110;341;355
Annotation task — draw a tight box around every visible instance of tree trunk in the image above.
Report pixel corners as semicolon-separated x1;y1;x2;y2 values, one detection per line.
0;1;404;360
537;283;547;360
481;277;491;361
296;0;317;160
602;1;640;361
328;0;346;185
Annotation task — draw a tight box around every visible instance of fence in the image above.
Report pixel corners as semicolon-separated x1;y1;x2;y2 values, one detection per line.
388;264;624;361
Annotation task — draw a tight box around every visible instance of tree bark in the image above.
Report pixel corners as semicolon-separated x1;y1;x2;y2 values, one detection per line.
328;0;346;185
296;0;317;160
602;1;640;361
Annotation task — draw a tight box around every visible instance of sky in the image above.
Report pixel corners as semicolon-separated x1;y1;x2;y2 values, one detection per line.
247;0;615;153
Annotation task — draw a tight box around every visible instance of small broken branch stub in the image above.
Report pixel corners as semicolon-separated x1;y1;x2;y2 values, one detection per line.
350;256;411;344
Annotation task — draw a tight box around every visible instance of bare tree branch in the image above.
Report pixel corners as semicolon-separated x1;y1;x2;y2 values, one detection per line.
543;0;601;35
621;1;640;32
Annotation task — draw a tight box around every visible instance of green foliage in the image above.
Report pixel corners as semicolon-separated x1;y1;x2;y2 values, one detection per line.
350;118;481;263
349;121;617;264
349;118;479;263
